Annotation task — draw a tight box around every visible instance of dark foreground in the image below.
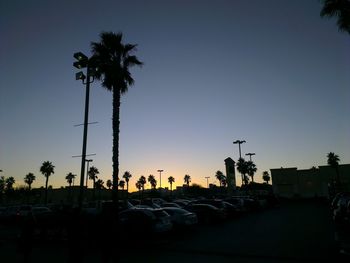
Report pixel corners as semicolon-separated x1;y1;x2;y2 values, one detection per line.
0;200;346;262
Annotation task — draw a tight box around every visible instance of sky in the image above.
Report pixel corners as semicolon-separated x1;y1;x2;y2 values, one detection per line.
0;0;349;192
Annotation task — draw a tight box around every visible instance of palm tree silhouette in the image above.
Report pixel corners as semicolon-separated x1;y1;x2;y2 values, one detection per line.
95;179;104;201
40;161;55;204
327;152;341;188
91;32;143;204
247;161;257;183
106;179;112;190
88;166;99;200
320;0;350;34
24;173;36;191
65;172;76;187
168;176;175;193
237;158;249;185
138;176;146;199
5;177;15;192
118;180;125;190
184;174;191;187
122;171;132;198
262;171;271;184
148;174;157;190
136;181;142;199
215;171;225;187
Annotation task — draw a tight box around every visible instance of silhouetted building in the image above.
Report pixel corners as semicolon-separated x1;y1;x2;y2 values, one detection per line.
225;157;236;192
271;164;350;198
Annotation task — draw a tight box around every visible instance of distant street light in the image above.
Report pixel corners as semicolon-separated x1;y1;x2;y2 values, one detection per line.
157;169;164;188
74;51;96;209
245;153;256;161
233;140;246;159
205;176;210;188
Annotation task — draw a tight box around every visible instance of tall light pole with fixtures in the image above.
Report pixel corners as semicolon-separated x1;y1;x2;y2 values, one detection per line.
233;140;246;159
245;152;255;162
157;169;164;188
73;51;95;209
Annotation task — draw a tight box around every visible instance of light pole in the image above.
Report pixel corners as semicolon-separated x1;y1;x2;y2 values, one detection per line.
157;169;164;188
245;152;255;162
85;159;93;187
74;51;95;209
205;176;210;188
233;140;246;159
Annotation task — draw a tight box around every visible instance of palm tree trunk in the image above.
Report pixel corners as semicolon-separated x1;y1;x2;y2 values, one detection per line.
112;88;120;205
126;182;129;200
45;176;49;204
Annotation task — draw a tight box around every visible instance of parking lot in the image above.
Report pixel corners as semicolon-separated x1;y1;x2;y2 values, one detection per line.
0;199;346;263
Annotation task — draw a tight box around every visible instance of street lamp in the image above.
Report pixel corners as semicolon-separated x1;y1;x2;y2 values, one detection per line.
205;176;210;188
74;51;95;209
157;170;164;188
85;159;93;187
245;152;255;161
233;140;246;159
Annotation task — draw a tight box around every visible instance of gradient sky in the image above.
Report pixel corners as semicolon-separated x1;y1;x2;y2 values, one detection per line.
0;0;349;192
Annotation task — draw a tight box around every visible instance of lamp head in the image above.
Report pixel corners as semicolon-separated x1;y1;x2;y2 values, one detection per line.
75;71;86;80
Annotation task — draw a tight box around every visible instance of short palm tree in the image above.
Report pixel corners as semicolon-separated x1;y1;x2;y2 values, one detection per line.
40;161;55;204
148;174;157;190
320;0;350;34
5;177;15;192
262;171;270;184
24;173;36;190
327;152;341;186
247;161;257;183
118;180;125;190
106;179;112;190
91;32;143;204
139;176;146;192
95;179;104;201
184;174;191;186
168;176;175;191
88;166;99;200
136;181;142;199
65;172;76;187
122;171;132;196
215;171;225;187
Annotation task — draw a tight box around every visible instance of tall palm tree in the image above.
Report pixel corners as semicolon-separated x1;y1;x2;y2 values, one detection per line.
320;0;350;34
215;171;225;187
122;171;132;196
262;171;271;184
148;174;157;190
106;179;112;189
137;176;146;199
236;158;248;185
184;174;191;187
40;161;55;204
247;161;257;183
24;173;36;190
88;166;99;200
91;32;143;204
327;152;341;185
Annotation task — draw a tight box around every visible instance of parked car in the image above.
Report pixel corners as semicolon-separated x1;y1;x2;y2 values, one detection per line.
161;202;181;208
185;204;225;223
162;207;198;228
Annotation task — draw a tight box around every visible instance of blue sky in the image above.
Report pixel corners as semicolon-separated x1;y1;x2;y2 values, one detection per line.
0;0;349;191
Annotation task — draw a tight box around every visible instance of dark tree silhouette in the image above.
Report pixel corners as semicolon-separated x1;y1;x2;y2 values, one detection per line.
24;173;36;190
88;166;99;200
91;32;143;204
327;152;341;187
262;171;271;184
168;176;175;191
148;174;157;190
118;180;125;190
106;179;112;189
95;179;104;201
138;176;146;199
135;181;142;199
247;160;257;183
122;171;132;198
40;161;55;204
5;177;15;192
65;172;76;187
320;0;350;34
184;174;191;186
237;158;249;185
215;170;225;187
